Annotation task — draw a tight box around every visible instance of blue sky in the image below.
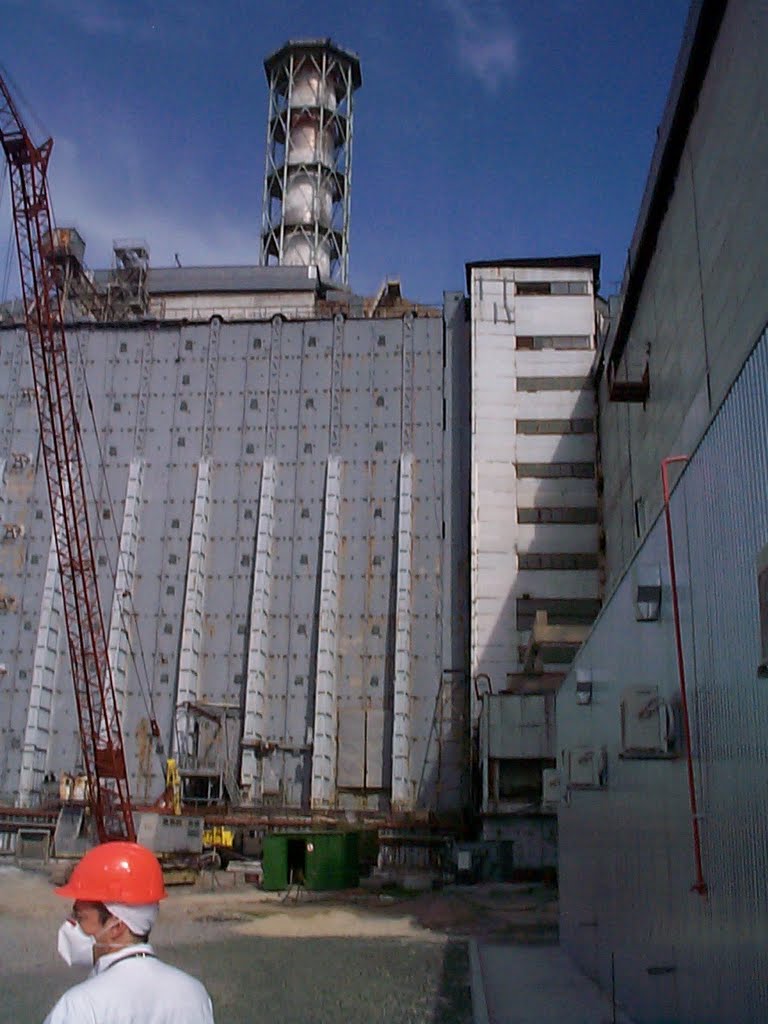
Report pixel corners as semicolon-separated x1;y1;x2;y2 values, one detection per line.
1;0;690;302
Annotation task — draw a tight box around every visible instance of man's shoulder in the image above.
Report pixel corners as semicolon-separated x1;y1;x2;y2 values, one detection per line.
44;958;213;1023
42;980;98;1024
147;956;210;992
104;952;210;995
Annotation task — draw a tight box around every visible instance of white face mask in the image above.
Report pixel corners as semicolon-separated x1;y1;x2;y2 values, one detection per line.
57;918;115;968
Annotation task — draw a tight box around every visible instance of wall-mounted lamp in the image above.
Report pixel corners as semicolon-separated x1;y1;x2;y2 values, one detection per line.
634;565;662;622
575;668;593;706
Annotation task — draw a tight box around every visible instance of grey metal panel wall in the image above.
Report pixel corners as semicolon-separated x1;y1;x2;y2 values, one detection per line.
558;326;768;1023
601;0;768;585
0;309;465;816
146;265;318;294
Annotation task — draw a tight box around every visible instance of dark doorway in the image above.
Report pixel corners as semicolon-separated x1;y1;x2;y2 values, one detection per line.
287;838;306;885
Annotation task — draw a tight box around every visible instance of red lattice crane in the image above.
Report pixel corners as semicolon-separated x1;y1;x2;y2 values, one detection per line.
0;75;135;843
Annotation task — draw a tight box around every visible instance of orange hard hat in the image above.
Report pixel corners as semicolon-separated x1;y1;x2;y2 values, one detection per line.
55;841;167;904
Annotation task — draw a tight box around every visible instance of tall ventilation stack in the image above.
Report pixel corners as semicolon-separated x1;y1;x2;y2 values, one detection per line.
260;39;361;285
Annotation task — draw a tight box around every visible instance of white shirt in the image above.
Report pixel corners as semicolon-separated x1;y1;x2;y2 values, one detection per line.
43;943;215;1024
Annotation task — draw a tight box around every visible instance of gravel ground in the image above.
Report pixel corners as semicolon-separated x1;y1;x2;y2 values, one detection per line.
0;862;556;1022
0;866;473;1024
2;936;471;1024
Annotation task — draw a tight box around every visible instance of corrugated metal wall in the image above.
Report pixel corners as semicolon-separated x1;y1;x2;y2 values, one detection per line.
558;325;768;1023
0;309;470;817
599;0;768;585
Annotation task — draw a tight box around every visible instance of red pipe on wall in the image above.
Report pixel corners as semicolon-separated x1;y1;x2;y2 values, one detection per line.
661;455;707;896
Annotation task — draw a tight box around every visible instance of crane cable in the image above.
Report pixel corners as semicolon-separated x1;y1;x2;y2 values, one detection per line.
44;199;161;738
16;89;169;781
70;323;167;778
2;67;168;789
0;62;54;150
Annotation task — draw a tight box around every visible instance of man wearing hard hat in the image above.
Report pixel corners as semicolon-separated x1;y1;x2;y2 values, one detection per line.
43;841;215;1023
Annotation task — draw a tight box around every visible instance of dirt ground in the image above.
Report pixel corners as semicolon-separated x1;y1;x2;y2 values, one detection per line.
0;862;558;1023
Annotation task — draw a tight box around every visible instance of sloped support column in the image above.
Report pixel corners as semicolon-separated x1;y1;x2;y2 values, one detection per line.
311;455;342;808
174;459;211;762
391;452;414;809
106;459;144;723
18;530;63;805
241;458;277;794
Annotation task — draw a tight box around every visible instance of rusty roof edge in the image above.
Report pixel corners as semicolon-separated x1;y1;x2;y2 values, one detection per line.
597;0;729;384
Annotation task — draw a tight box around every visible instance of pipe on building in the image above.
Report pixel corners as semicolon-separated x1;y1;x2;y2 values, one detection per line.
661;455;707;896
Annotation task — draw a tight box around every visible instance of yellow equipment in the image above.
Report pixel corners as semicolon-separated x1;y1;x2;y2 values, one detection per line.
165;758;182;816
203;825;235;849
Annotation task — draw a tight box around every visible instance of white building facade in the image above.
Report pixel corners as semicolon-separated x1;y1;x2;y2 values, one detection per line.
467;257;602;703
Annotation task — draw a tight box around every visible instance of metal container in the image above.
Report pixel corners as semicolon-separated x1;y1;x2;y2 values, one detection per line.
47;227;86;264
15;828;50;864
262;830;359;891
261;833;289;890
134;812;204;855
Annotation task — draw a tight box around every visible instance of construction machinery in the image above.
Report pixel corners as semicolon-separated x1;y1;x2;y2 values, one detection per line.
156;759;183;817
0;73;135;843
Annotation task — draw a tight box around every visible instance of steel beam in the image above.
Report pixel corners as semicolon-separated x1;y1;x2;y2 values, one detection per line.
174;459;211;761
311;454;342;807
18;529;63;805
241;457;277;793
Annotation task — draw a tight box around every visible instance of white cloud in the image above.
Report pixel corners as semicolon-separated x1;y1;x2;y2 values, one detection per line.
437;0;519;91
46;135;260;270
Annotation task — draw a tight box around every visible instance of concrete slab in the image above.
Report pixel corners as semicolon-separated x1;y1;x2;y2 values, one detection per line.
470;941;636;1024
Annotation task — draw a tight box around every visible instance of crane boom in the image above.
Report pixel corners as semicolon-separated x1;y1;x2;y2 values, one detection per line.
0;75;135;843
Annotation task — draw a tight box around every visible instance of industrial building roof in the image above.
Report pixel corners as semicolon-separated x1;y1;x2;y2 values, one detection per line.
93;265;325;295
465;255;601;293
600;0;728;379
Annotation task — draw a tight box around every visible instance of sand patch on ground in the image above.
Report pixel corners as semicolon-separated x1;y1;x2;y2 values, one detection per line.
0;862;557;949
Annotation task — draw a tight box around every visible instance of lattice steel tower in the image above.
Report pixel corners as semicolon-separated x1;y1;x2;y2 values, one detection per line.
260;39;361;285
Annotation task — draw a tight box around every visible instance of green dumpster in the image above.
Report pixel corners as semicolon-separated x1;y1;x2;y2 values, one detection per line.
261;831;359;891
261;833;289;891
